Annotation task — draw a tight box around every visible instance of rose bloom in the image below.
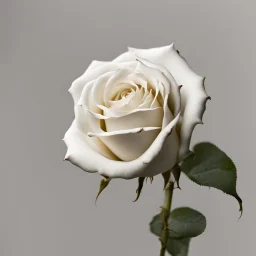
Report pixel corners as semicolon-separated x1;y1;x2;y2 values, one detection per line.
64;44;209;179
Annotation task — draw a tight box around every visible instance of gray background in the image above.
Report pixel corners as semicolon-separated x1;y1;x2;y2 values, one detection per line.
2;0;255;255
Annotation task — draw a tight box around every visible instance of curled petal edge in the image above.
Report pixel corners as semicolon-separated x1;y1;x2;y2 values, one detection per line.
64;110;180;179
128;43;210;160
87;127;161;137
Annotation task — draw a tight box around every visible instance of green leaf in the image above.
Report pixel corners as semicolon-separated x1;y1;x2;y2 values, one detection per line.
181;142;243;214
166;238;190;256
150;207;205;256
169;207;206;238
150;207;206;239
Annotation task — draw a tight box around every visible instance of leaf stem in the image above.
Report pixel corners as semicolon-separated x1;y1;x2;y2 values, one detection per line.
159;181;174;256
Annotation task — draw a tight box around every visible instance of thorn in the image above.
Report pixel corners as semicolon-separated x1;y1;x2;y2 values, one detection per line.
176;50;180;54
63;154;70;161
195;120;203;125
237;196;243;220
206;96;212;101
150;177;154;184
238;207;243;220
138;128;143;133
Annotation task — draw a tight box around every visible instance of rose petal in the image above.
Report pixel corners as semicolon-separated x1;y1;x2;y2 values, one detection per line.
162;94;174;128
69;61;137;104
77;72;143;119
64;110;180;178
91;71;115;112
72;109;118;160
86;60;108;72
135;57;181;116
88;126;160;137
112;51;136;63
137;90;154;108
105;107;163;131
126;72;148;89
129;44;209;159
104;68;135;106
88;127;161;161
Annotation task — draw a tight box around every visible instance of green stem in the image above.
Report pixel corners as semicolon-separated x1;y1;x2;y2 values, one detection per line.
159;181;174;256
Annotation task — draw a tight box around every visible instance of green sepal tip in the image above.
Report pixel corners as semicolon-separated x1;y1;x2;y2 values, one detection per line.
95;176;111;203
133;177;145;202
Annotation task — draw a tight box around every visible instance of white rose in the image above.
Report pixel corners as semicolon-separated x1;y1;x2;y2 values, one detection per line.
64;44;209;179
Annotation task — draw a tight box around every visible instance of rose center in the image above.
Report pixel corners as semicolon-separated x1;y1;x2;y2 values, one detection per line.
120;89;132;98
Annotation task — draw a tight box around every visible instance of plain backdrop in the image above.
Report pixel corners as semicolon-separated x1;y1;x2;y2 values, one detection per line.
2;0;255;255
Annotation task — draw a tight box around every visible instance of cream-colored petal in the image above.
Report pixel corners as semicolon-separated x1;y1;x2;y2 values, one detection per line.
88;126;160;137
162;94;174;128
91;71;115;112
150;80;160;108
77;80;95;111
86;60;108;72
77;71;142;119
104;68;134;106
69;61;137;104
64;110;180;179
129;44;209;159
105;107;163;131
64;121;106;173
126;72;148;89
72;108;118;160
88;127;161;161
137;90;154;109
136;57;181;115
112;51;136;63
135;60;181;112
74;80;119;160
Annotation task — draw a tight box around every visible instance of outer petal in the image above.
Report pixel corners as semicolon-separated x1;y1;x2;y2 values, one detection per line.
162;94;174;128
88;127;161;161
129;44;210;159
86;60;108;72
112;51;136;63
64;111;180;179
135;57;181;116
73;105;118;160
